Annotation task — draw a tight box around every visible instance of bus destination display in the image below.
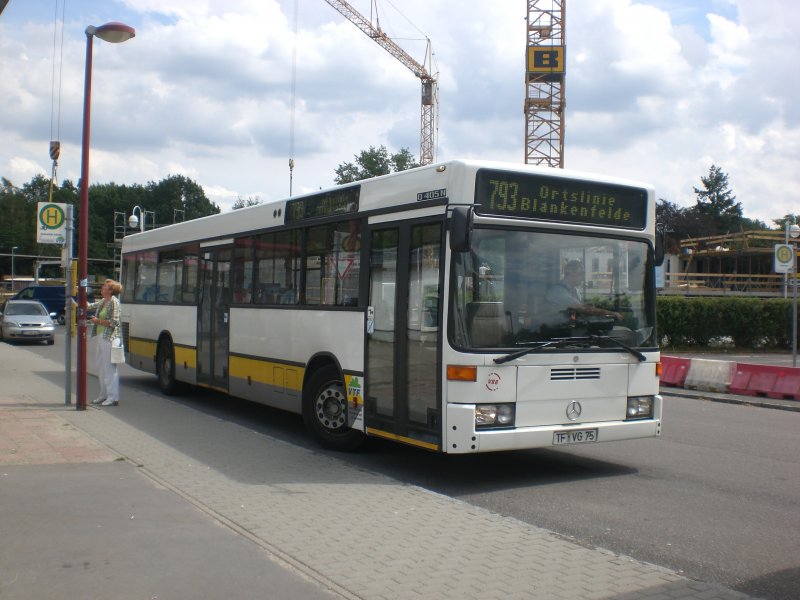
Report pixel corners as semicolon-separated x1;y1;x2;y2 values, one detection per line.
475;169;647;229
285;186;360;223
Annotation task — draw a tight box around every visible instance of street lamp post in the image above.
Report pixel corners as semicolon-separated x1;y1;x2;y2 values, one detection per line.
77;21;135;411
11;246;17;293
128;205;145;232
788;222;800;368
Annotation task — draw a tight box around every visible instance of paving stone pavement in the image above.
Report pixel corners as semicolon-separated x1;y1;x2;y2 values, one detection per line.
0;340;759;600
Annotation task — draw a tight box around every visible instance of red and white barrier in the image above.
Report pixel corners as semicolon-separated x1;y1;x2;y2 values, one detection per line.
660;356;691;387
683;359;736;392
661;355;799;401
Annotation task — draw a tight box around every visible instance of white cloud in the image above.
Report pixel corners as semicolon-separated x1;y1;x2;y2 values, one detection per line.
0;0;798;224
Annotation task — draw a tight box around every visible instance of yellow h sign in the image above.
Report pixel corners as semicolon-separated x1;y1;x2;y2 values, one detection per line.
527;45;565;73
37;202;68;244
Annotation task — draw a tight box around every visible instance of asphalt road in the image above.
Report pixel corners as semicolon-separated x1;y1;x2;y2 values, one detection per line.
17;329;800;600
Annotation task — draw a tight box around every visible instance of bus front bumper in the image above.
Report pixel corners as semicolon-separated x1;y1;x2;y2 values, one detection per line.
444;400;662;454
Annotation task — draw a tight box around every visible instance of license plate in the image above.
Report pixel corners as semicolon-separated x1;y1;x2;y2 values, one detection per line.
553;429;598;445
23;330;41;336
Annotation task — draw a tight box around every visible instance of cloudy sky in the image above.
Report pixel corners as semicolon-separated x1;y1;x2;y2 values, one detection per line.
1;0;798;223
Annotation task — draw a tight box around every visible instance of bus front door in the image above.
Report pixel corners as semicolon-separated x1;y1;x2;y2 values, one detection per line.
197;247;232;390
366;221;442;451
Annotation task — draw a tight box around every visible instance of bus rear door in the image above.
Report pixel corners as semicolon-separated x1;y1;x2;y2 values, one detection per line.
197;246;232;390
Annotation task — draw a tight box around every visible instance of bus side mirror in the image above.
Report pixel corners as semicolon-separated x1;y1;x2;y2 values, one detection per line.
654;229;665;267
450;206;473;253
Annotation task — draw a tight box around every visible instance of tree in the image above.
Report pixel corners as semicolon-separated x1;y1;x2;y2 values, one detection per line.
144;174;220;223
692;164;742;232
0;173;221;281
773;214;800;231
390;147;418;173
334;145;420;184
232;196;262;210
656;198;717;249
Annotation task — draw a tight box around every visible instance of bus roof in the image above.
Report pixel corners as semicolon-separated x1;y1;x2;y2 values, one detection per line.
120;159;654;254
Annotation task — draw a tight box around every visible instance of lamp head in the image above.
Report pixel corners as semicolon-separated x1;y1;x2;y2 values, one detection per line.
128;214;139;229
790;224;800;240
90;22;136;44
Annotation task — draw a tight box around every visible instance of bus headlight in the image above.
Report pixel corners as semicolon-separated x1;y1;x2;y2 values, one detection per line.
626;396;654;420
475;404;515;428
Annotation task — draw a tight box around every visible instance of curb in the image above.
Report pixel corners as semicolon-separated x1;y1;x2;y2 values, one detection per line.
660;387;800;412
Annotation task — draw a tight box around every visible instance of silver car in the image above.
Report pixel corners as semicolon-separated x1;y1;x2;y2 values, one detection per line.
0;300;56;345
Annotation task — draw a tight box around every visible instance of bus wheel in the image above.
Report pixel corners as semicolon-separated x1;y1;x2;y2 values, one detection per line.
157;338;178;396
302;366;364;451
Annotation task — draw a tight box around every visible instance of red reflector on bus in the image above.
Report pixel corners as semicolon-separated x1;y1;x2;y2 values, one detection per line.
447;365;477;381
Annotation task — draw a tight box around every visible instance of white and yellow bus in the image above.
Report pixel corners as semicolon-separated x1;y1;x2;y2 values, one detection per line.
120;159;663;452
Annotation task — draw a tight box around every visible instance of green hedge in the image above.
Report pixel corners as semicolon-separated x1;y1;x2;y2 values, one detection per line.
657;296;793;349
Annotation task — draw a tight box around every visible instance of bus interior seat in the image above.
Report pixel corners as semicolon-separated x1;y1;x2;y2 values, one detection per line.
525;282;547;331
467;301;507;347
257;283;280;304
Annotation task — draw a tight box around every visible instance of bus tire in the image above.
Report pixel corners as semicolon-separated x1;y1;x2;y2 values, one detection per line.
157;338;179;396
302;365;364;451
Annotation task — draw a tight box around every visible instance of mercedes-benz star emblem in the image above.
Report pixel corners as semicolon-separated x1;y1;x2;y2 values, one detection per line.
566;401;582;421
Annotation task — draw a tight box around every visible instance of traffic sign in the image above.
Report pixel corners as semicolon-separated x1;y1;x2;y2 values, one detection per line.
774;244;795;273
37;202;68;244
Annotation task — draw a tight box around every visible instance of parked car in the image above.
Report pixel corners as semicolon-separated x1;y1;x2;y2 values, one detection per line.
11;286;68;324
0;300;56;345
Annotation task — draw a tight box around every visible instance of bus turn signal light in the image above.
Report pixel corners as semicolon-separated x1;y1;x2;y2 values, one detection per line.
447;365;477;381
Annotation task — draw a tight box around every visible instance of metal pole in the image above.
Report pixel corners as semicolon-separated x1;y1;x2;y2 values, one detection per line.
11;246;17;292
793;243;797;368
785;225;789;299
77;29;95;411
64;205;73;405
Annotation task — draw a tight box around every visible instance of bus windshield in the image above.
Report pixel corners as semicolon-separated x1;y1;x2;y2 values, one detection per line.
451;228;656;350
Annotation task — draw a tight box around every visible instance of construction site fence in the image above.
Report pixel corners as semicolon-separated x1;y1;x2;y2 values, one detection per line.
660;272;789;296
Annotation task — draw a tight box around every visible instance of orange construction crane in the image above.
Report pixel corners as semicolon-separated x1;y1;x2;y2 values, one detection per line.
525;0;566;168
323;0;437;165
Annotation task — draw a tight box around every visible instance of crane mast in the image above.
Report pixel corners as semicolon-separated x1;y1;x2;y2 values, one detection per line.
525;0;566;168
323;0;437;165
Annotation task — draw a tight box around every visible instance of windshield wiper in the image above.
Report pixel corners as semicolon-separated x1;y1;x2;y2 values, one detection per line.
590;335;646;362
494;335;646;364
494;338;587;364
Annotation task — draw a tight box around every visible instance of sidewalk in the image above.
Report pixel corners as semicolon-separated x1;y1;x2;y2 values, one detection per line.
1;341;757;600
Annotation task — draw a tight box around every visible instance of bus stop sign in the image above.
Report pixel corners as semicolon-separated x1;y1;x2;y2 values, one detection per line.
774;244;794;274
37;202;67;245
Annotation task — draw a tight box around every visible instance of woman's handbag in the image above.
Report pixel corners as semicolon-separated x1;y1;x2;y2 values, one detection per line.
110;337;126;364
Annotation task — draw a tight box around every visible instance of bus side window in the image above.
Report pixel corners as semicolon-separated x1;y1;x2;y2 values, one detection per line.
233;236;254;304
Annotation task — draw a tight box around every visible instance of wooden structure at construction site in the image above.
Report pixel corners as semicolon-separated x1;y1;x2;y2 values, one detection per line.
660;230;795;297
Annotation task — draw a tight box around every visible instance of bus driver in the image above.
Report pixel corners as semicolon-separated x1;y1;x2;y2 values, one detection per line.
545;260;622;321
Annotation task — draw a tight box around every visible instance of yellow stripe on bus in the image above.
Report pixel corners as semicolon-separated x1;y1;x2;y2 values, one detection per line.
174;345;197;369
129;338;157;358
229;355;304;392
128;338;197;368
366;428;440;451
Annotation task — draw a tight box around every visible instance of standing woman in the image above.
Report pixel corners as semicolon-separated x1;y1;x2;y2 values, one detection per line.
88;279;123;406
